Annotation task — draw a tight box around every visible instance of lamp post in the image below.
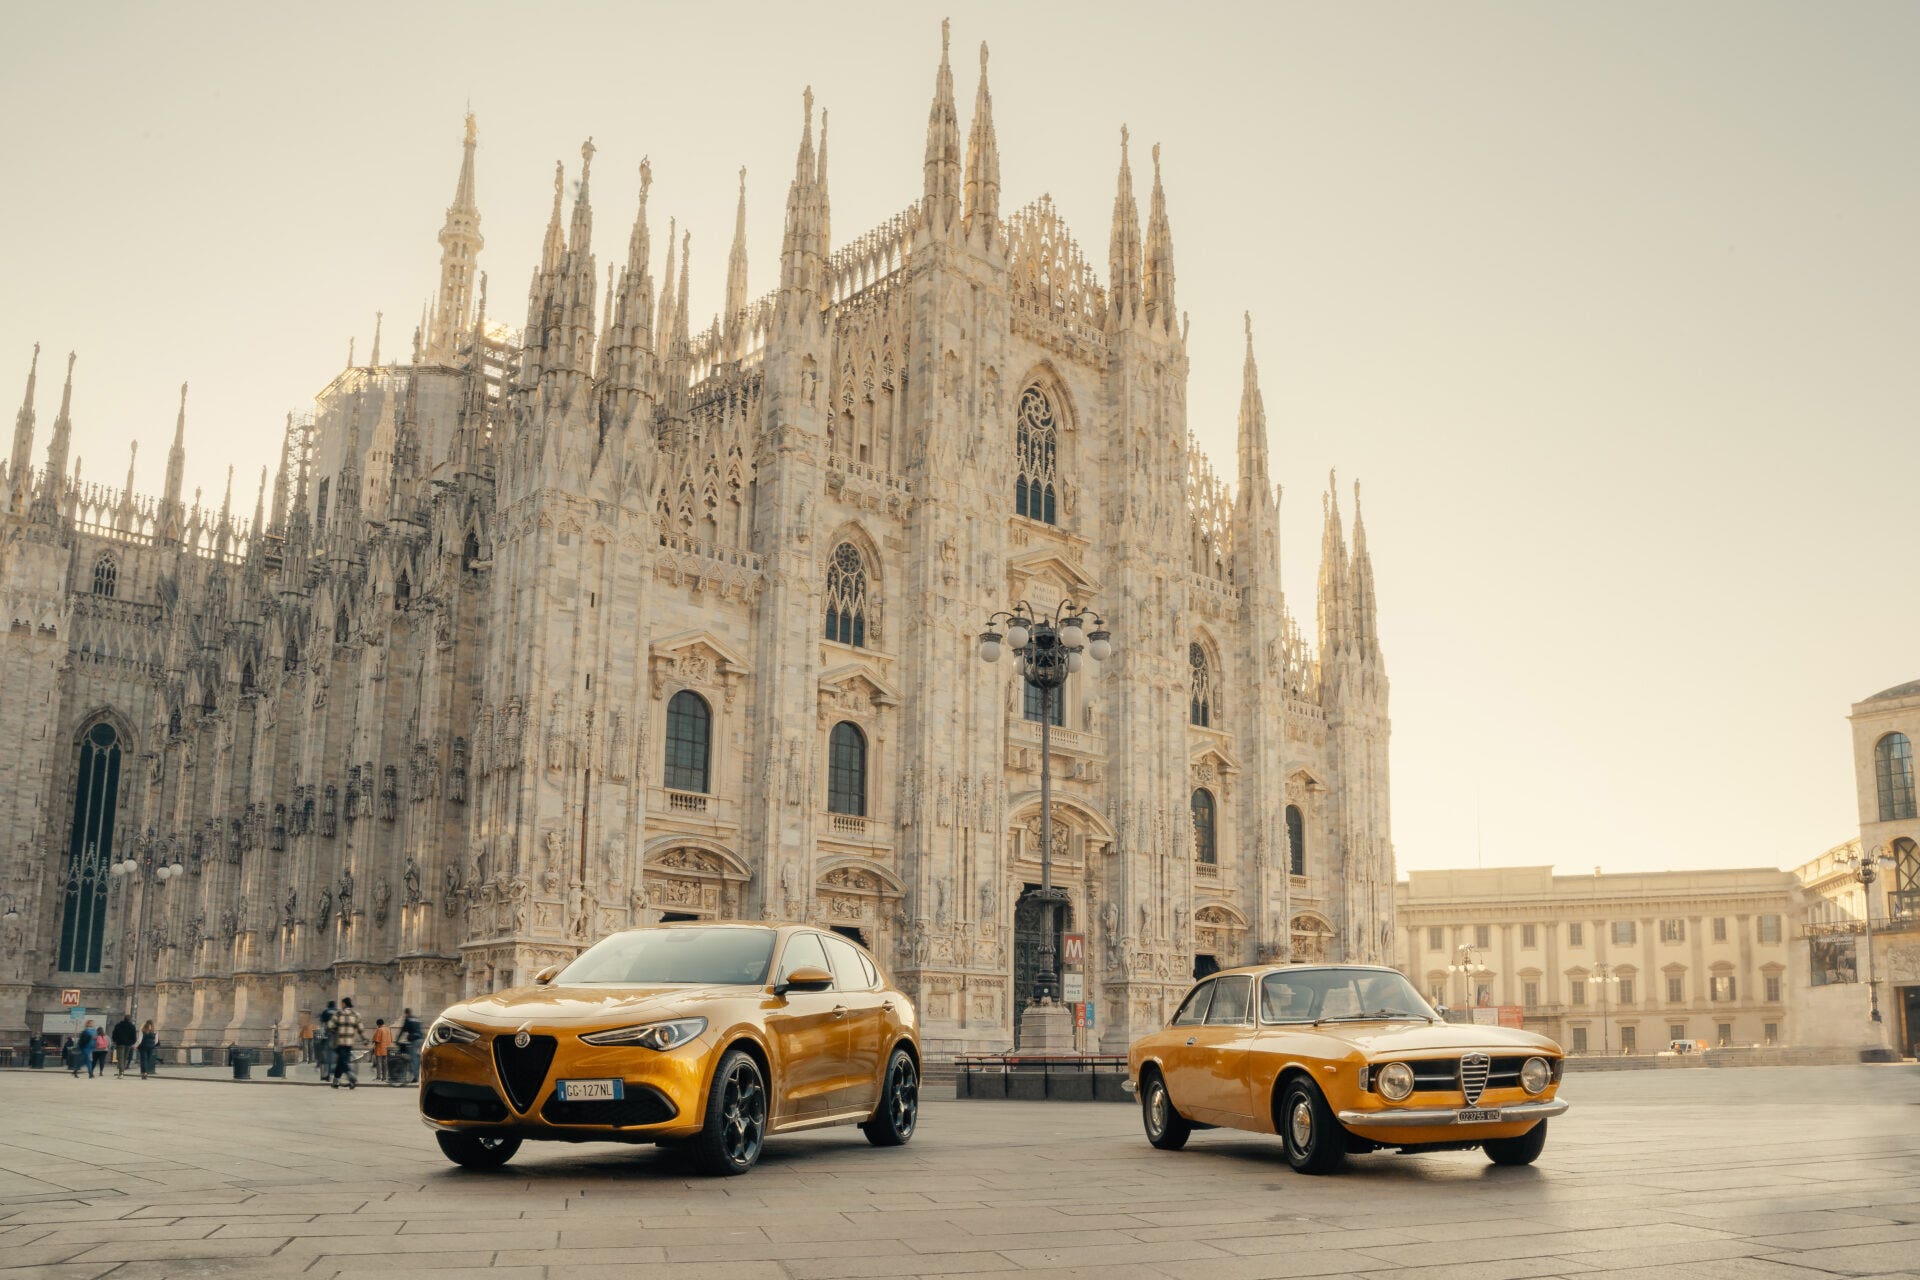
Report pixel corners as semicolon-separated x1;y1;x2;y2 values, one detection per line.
1847;845;1897;1025
109;848;184;1026
1591;961;1621;1055
1447;943;1489;1015
979;600;1111;1018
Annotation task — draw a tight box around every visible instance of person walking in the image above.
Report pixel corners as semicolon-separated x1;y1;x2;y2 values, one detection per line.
137;1020;158;1079
398;1008;424;1085
370;1019;393;1082
328;997;365;1089
90;1025;110;1079
317;1000;338;1082
75;1020;97;1077
64;1031;82;1077
111;1014;138;1078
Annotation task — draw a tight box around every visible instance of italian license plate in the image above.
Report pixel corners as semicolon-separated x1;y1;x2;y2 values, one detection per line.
1457;1107;1502;1123
557;1078;623;1102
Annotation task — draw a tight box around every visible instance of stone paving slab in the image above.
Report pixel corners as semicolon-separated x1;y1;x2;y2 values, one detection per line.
1;1063;1917;1276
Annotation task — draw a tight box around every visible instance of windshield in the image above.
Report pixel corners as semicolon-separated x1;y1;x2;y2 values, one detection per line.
556;927;776;986
1259;969;1436;1023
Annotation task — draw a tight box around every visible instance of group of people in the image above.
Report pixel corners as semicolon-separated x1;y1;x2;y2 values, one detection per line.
62;1015;159;1079
303;999;424;1089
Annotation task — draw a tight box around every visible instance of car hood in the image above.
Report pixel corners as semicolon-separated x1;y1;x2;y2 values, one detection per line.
445;983;756;1029
1299;1021;1561;1057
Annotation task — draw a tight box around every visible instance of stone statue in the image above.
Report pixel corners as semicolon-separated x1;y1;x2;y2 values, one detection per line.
338;867;354;910
282;887;297;930
403;856;422;905
316;888;333;931
373;878;391;926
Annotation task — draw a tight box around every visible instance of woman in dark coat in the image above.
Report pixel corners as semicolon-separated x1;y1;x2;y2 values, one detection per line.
138;1021;158;1079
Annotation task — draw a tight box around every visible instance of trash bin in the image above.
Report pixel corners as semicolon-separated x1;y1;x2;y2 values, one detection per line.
229;1045;253;1080
28;1036;46;1070
267;1049;286;1078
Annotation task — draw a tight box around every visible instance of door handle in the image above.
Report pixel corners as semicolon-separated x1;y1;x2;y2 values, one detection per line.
1185;1037;1196;1046
881;1001;895;1012
833;1005;849;1019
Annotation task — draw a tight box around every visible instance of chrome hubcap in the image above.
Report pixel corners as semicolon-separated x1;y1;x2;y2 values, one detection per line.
1289;1098;1313;1149
720;1063;765;1166
889;1060;918;1135
1149;1083;1168;1133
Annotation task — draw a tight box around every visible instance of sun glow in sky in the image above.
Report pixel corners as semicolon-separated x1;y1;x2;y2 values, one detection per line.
2;2;1914;876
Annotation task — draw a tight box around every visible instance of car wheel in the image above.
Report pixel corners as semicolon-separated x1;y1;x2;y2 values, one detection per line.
1141;1069;1192;1151
690;1048;768;1177
1279;1078;1347;1174
435;1131;520;1170
861;1048;919;1147
1484;1119;1549;1166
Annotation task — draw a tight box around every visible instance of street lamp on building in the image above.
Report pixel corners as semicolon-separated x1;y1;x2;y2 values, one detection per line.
1447;944;1489;1012
110;849;185;1025
1846;845;1897;1024
1591;961;1621;1055
980;600;1111;1020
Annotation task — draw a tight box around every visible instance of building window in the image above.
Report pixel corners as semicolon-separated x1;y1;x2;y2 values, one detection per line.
1618;977;1635;1005
1666;975;1684;1003
1710;975;1735;1002
1568;922;1584;947
57;722;124;973
1570;979;1587;1006
1757;914;1782;943
823;542;871;648
1660;919;1686;944
1570;1026;1588;1053
1894;838;1920;912
1188;643;1213;727
1474;924;1490;949
462;531;481;572
1022;679;1064;726
1612;921;1637;945
1427;926;1443;951
240;663;255;693
1716;1022;1732;1046
1765;974;1782;1003
1522;981;1539;1008
1190;789;1217;865
334;607;350;644
826;721;867;817
1013;384;1059;524
1763;1022;1777;1044
91;555;117;598
1521;923;1537;948
1712;917;1727;942
1621;1025;1637;1054
663;690;712;793
1668;1023;1686;1043
1876;732;1917;821
1286;804;1305;876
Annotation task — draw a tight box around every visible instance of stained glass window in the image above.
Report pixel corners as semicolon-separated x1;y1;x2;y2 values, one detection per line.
1285;804;1305;875
664;690;712;793
57;723;122;973
1014;385;1059;525
827;722;867;816
91;556;116;598
823;543;870;648
1191;788;1217;865
1189;643;1212;727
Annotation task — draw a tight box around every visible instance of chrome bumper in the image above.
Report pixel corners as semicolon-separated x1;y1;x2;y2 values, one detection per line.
1337;1098;1568;1129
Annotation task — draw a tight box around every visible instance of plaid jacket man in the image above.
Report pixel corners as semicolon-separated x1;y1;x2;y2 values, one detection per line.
329;1006;365;1048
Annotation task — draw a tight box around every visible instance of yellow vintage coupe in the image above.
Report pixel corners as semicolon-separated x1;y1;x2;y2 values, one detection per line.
1128;963;1567;1173
420;922;920;1175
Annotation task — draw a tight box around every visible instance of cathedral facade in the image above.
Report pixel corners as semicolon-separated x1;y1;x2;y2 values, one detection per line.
0;30;1391;1055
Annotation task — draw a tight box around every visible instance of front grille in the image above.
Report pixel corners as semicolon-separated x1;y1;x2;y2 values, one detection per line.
422;1081;509;1123
1407;1062;1458;1091
540;1084;677;1128
1460;1052;1491;1104
1486;1055;1531;1088
491;1034;558;1112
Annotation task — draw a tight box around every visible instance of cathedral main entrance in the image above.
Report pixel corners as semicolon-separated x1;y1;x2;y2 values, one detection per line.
1011;884;1072;1049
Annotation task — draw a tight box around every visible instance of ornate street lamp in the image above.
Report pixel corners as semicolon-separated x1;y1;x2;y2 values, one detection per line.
1590;961;1622;1055
1846;845;1897;1024
110;845;185;1026
1447;944;1489;1014
980;600;1112;1015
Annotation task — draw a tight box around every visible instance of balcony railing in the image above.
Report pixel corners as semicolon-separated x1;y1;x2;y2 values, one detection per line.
665;790;709;814
1889;889;1920;930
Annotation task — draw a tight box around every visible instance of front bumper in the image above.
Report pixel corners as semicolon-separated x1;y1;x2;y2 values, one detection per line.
419;1031;715;1142
1337;1097;1568;1129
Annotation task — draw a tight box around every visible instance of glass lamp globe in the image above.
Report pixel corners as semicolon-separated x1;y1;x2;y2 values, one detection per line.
1006;622;1031;650
1088;631;1112;661
169;861;184;878
1060;619;1087;648
978;634;1003;663
1066;650;1085;673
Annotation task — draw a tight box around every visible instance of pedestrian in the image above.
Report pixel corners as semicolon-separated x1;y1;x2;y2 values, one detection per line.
64;1031;81;1077
111;1013;138;1078
75;1020;97;1077
371;1019;393;1082
90;1024;110;1078
328;997;365;1089
138;1020;158;1079
317;1000;338;1082
398;1008;424;1085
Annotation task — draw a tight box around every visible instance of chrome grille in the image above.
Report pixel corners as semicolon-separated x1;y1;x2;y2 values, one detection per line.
1460;1052;1491;1104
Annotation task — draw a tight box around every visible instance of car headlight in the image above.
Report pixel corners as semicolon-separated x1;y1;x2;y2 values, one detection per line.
578;1017;707;1050
427;1018;479;1046
1376;1061;1416;1102
1520;1056;1551;1095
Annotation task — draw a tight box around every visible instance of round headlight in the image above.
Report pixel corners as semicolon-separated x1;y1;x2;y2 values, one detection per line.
1377;1061;1416;1102
1520;1056;1551;1095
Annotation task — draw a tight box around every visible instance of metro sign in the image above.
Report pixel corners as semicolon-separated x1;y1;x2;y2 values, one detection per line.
60;989;81;1007
1062;933;1085;967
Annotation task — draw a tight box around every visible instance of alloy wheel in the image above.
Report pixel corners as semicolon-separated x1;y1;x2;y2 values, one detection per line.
888;1059;919;1137
720;1061;766;1167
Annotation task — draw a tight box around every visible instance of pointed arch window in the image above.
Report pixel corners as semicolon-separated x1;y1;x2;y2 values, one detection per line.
824;542;872;648
1876;732;1916;821
1190;788;1218;865
91;555;117;598
827;721;868;816
664;690;712;794
57;722;123;973
240;662;255;694
1285;803;1306;876
394;572;411;610
1014;385;1059;525
462;531;481;572
283;636;299;671
1189;643;1213;728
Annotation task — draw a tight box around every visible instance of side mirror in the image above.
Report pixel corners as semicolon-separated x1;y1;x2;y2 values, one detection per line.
773;966;835;997
532;964;561;986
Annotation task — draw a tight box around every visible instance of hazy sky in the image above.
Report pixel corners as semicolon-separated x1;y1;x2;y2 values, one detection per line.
3;3;1914;877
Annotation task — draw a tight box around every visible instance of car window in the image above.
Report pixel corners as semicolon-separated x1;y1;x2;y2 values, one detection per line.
1258;968;1436;1023
1205;975;1253;1024
820;934;872;991
858;951;879;988
776;931;831;981
1171;981;1214;1026
557;926;775;985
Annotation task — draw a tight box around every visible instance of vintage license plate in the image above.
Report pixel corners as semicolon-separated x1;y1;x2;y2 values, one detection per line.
557;1078;624;1102
1457;1107;1502;1123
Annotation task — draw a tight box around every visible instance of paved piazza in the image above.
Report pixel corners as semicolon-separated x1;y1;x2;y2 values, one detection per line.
0;1066;1916;1279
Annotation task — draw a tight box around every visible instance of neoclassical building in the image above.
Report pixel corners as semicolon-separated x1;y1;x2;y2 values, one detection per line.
0;28;1391;1054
